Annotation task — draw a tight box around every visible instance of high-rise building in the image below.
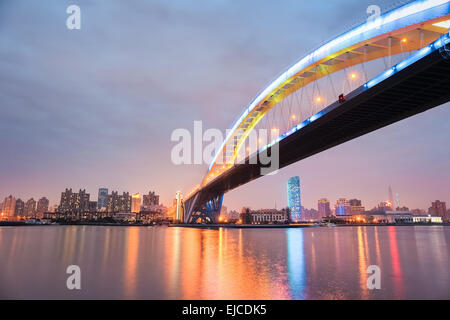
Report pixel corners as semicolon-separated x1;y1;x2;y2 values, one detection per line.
335;198;350;215
388;186;394;210
97;188;108;210
106;191;131;213
287;176;302;221
2;195;16;218
89;201;98;213
14;199;25;216
429;200;447;221
131;193;142;213
36;197;49;217
349;199;365;215
175;191;182;221
58;188;90;214
318;198;331;217
143;191;159;208
25;198;37;217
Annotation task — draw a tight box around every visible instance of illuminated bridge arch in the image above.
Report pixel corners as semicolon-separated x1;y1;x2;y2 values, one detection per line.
182;0;450;223
203;0;450;187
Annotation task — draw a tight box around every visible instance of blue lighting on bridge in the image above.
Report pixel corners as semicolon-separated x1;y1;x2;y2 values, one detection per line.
258;32;450;155
366;33;450;89
209;0;450;170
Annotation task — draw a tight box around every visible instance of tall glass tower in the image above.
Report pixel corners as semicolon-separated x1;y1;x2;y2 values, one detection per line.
287;176;302;221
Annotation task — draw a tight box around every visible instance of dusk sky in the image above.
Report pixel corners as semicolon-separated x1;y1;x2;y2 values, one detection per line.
1;0;449;211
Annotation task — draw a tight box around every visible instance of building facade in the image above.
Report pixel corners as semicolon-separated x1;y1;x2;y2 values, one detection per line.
2;195;16;218
106;191;131;213
59;188;90;214
25;198;37;217
349;199;365;215
378;201;393;212
97;188;108;210
241;208;290;224
318;198;331;217
335;198;350;215
131;193;142;213
287;176;301;221
14;199;25;216
143;191;159;209
36;197;49;218
429;200;447;221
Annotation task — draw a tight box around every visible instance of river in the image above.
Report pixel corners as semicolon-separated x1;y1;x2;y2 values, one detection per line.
0;225;449;299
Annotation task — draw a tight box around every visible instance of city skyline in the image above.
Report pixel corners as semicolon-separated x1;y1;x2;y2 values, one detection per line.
1;0;450;212
1;183;447;214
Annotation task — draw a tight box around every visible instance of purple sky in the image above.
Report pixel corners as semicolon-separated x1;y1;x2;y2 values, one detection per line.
0;0;449;212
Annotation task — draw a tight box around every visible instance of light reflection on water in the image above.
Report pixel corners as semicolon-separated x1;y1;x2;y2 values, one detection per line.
0;225;449;299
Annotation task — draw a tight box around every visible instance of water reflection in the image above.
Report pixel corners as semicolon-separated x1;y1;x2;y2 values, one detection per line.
0;225;449;299
287;229;306;299
387;226;404;299
124;227;139;299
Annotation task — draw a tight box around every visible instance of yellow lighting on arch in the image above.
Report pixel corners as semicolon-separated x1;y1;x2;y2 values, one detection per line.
316;97;322;103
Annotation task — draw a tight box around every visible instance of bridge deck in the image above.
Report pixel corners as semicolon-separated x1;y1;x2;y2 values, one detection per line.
195;49;450;204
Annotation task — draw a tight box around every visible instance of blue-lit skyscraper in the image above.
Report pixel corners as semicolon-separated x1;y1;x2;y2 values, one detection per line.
287;176;302;221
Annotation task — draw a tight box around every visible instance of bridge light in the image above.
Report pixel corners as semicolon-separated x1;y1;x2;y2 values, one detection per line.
291;114;296;120
401;37;407;43
350;72;357;79
316;97;321;103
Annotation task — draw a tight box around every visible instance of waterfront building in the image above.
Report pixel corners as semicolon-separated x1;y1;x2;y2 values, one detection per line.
318;198;331;217
25;198;37;217
302;207;319;221
36;197;49;218
349;199;365;215
143;191;159;208
242;208;290;224
2;195;16;218
175;191;182;221
58;188;90;214
106;191;132;213
131;193;142;213
429;200;447;222
287;176;301;221
335;198;350;215
14;198;25;216
97;188;108;210
413;215;443;223
378;201;393;212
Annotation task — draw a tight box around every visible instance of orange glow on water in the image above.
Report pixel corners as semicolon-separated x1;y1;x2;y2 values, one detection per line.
388;226;404;298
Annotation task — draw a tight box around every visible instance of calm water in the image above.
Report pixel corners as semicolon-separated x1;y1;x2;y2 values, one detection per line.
0;225;449;299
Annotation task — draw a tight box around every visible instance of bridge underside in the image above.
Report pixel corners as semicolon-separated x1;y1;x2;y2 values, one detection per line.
185;48;450;223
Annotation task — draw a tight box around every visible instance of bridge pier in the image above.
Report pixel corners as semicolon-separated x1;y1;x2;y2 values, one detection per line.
184;193;223;224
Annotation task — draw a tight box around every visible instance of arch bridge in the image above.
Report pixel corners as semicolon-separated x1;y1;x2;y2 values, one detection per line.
182;0;450;224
